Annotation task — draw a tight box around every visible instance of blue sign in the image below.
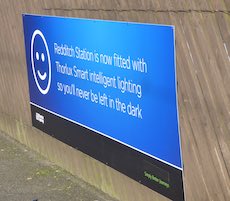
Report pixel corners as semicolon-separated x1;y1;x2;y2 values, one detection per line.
23;15;182;170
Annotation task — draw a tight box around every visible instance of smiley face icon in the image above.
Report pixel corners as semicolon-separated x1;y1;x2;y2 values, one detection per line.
31;30;51;94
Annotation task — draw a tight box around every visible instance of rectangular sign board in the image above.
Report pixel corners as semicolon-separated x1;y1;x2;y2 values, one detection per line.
23;14;184;200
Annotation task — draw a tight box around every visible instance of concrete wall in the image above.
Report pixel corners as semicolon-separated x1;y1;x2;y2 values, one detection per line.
0;1;230;200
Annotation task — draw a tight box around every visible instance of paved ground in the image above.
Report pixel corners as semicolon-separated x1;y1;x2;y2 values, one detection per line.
0;131;117;201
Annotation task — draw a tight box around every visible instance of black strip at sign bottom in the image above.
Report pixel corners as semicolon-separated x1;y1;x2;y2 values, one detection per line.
31;104;184;201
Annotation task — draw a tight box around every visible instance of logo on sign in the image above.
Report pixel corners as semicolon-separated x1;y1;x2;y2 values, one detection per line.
35;112;45;124
31;30;51;94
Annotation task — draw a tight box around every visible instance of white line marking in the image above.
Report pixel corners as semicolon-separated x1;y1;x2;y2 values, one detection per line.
224;43;230;62
180;19;194;64
214;147;230;196
186;41;194;64
193;146;213;201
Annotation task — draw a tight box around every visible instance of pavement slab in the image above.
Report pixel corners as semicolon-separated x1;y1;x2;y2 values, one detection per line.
0;131;118;201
